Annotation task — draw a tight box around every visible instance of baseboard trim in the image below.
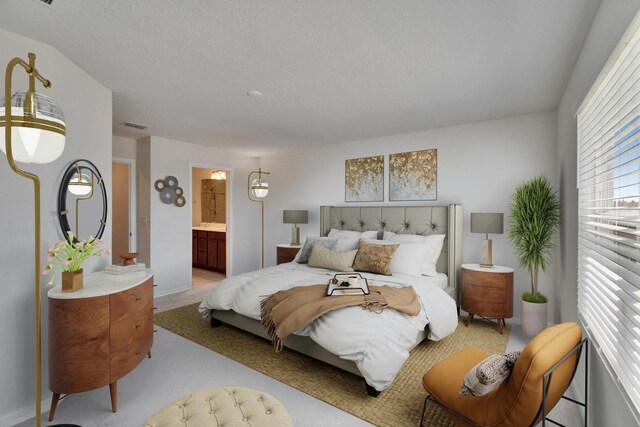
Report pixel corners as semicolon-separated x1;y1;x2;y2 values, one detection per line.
1;396;51;427
153;285;191;299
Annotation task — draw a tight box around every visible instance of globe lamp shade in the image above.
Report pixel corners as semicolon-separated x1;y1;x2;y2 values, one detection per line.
251;178;269;198
68;172;92;196
0;91;65;164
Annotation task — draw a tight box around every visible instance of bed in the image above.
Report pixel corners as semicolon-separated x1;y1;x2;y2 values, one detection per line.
199;205;463;395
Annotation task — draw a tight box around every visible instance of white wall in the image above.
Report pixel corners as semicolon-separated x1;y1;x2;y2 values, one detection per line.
112;135;137;159
0;29;112;424
137;136;152;267
148;136;260;297
556;0;640;425
261;111;557;323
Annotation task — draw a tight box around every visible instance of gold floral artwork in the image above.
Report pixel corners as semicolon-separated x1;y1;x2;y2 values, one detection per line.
345;155;384;202
389;149;437;200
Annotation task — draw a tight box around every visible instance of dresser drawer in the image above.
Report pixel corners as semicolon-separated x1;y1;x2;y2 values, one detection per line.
110;279;152;323
462;270;511;288
462;282;506;302
110;310;153;381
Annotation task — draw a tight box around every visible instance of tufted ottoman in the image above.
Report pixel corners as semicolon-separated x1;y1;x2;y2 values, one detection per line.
142;387;293;427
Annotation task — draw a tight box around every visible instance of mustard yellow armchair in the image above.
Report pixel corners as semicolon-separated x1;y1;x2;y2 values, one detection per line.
421;322;587;427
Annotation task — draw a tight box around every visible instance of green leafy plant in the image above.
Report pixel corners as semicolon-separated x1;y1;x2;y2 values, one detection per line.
508;176;560;303
42;231;109;285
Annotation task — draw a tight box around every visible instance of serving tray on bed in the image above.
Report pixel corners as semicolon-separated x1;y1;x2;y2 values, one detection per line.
326;273;370;296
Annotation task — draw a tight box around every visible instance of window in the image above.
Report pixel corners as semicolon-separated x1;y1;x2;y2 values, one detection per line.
577;13;640;417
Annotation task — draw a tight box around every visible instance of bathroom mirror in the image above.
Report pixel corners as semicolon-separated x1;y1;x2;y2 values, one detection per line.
57;159;108;243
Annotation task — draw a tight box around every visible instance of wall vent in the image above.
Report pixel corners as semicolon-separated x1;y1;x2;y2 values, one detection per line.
122;121;149;130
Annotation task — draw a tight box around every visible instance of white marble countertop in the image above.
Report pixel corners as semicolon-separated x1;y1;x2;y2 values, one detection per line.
461;263;513;273
192;225;226;232
48;269;154;299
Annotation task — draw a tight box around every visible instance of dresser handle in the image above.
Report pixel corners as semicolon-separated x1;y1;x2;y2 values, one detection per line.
136;324;141;328
135;297;142;301
136;351;141;355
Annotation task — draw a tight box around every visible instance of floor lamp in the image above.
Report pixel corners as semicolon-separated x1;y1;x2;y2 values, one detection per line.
0;53;66;427
248;168;270;268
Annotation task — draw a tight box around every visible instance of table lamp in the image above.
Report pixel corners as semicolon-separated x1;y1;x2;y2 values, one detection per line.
283;210;308;246
471;212;503;267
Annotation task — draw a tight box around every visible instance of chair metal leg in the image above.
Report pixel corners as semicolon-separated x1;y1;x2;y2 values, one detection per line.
535;338;588;427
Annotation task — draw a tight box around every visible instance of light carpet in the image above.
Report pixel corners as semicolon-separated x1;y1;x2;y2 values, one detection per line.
154;304;510;427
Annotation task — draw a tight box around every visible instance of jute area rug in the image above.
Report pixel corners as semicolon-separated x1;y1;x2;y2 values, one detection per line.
154;304;510;427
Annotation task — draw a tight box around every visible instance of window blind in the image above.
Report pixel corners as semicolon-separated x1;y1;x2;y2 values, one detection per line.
577;14;640;418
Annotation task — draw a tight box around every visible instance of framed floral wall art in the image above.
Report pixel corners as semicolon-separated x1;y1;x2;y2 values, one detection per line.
389;149;437;201
345;155;384;202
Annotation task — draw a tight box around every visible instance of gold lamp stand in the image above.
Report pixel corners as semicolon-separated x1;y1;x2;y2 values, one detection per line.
2;54;65;427
248;168;270;268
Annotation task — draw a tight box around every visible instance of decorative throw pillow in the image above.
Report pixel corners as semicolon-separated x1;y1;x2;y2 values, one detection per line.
296;237;337;264
308;245;358;272
361;239;429;277
352;240;399;275
460;351;521;396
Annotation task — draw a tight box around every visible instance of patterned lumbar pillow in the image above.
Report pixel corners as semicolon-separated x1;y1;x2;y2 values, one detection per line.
308;245;358;272
460;351;521;396
352;239;399;275
296;237;337;264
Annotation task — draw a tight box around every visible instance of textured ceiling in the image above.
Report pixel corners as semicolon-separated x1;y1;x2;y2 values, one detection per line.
0;0;600;155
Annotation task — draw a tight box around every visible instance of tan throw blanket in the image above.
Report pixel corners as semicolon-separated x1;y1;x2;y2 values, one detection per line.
260;284;421;352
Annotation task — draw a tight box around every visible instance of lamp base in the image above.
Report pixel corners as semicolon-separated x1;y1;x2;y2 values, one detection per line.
480;239;493;267
291;226;301;246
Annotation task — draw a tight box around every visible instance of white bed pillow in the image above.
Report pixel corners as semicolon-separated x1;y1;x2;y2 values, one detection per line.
328;229;378;240
362;239;430;277
333;238;360;251
388;234;445;277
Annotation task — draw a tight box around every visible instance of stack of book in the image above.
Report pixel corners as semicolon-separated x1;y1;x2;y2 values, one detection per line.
105;263;146;276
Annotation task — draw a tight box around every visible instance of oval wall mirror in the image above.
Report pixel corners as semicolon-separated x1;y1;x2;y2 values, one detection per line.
57;159;108;242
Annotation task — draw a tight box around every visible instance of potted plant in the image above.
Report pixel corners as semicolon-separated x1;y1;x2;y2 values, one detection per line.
43;231;109;292
508;176;560;337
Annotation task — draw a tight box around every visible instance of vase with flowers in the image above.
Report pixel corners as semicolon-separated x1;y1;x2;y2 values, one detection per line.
43;231;109;293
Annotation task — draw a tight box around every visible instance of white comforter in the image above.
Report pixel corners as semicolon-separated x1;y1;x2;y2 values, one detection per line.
198;262;458;391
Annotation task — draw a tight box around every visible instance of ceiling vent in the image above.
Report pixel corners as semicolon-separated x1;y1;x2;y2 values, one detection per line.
40;0;53;4
122;121;149;130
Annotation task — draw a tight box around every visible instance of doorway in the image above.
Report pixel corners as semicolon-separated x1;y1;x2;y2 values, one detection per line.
191;166;229;292
112;158;137;265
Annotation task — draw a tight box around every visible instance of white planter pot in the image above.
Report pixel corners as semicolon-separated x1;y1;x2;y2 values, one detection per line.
521;300;548;337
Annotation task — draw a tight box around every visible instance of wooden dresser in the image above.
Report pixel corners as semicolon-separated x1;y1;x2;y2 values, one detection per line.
276;244;301;265
48;270;154;420
461;264;513;334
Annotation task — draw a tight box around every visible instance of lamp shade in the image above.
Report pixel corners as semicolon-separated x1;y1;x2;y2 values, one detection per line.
0;91;65;164
68;172;92;196
283;210;308;224
471;213;504;234
251;178;269;198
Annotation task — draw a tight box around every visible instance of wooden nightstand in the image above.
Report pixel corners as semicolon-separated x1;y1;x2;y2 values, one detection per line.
461;263;514;334
277;244;301;265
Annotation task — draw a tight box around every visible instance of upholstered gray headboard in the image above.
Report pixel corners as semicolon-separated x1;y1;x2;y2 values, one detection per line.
320;205;463;303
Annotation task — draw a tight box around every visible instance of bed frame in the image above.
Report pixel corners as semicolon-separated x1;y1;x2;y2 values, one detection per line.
209;204;463;396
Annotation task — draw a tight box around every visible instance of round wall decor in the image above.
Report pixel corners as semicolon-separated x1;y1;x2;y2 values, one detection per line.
155;176;186;207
